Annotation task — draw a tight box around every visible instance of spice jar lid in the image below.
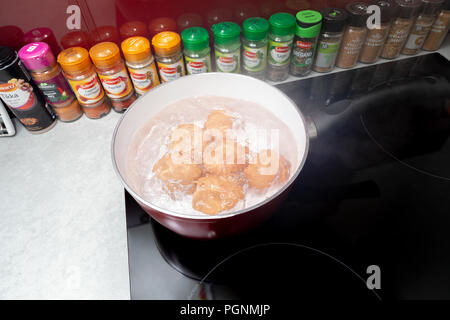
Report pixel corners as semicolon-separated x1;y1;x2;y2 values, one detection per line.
181;27;210;51
373;0;398;23
19;42;55;71
120;21;148;40
444;0;450;10
121;36;152;63
0;46;17;70
57;47;92;73
346;2;370;27
421;0;445;15
268;13;296;36
243;17;269;41
395;0;422;19
211;22;241;45
295;10;323;38
320;8;348;33
89;42;121;68
152;31;182;56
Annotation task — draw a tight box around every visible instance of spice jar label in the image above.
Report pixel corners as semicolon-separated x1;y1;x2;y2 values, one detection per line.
157;60;185;83
185;56;212;75
268;40;293;66
315;41;340;69
35;76;73;106
404;22;434;50
68;74;104;105
215;50;240;73
128;63;160;95
243;45;267;72
98;69;133;99
0;79;35;110
292;40;315;68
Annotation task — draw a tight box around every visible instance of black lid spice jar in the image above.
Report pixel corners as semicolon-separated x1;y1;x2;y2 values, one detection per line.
423;0;450;50
359;0;397;63
0;46;56;133
402;0;444;54
336;2;370;69
381;0;422;59
313;8;348;73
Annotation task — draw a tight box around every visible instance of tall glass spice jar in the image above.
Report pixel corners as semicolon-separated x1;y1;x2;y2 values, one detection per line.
423;0;450;50
266;13;296;82
359;0;397;63
336;2;369;69
403;0;444;54
152;32;186;82
313;8;348;73
89;42;136;113
58;47;110;120
381;0;422;59
121;36;160;97
18;42;82;123
0;46;56;133
290;10;323;77
181;27;212;75
242;17;270;80
211;22;242;73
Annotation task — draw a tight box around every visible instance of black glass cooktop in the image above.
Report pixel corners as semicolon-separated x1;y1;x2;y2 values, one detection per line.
126;53;450;300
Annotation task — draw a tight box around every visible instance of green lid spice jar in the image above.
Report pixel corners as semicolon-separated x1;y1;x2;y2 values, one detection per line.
212;22;241;73
290;10;323;77
242;17;269;80
181;27;212;75
313;8;348;73
266;13;296;82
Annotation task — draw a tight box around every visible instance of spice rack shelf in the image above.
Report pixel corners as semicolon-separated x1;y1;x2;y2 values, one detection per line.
267;35;450;86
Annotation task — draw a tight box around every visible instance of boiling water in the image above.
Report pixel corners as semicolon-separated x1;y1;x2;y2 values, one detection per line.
126;96;298;216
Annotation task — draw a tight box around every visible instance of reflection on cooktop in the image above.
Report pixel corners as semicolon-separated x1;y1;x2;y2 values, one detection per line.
126;53;450;300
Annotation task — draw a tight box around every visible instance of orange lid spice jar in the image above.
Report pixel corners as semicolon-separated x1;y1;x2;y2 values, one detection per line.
58;47;110;119
89;42;136;113
121;36;160;96
152;32;185;83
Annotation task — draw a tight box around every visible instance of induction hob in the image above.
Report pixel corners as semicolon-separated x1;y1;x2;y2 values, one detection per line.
126;53;450;300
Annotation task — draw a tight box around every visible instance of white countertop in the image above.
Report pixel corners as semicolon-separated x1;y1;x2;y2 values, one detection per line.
0;37;448;299
0;112;130;299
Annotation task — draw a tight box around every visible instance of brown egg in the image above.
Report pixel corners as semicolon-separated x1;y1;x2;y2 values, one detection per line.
244;150;291;190
203;110;234;142
153;153;202;192
203;139;249;175
192;175;244;215
169;124;203;161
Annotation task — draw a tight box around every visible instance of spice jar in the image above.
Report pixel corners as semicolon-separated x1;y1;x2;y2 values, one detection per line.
423;0;450;50
211;22;242;73
18;42;82;123
0;46;56;133
381;0;422;59
58;47;110;119
403;0;444;54
181;27;212;75
290;10;323;77
266;12;296;82
121;36;160;96
89;42;136;113
242;17;270;80
24;27;62;56
152;32;186;82
359;0;397;63
120;21;149;40
336;2;369;69
313;8;348;73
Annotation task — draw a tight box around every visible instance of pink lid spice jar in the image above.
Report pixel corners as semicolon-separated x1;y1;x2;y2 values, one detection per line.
19;42;82;122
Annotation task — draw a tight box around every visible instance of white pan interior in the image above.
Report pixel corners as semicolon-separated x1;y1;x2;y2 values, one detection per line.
112;72;309;219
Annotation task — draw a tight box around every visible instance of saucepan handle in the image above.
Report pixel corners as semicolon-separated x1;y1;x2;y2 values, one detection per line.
307;75;450;139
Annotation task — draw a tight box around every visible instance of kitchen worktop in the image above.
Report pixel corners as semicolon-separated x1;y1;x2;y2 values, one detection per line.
0;112;130;299
0;36;448;299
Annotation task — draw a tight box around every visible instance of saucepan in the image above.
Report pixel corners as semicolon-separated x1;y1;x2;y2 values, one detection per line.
111;72;449;239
